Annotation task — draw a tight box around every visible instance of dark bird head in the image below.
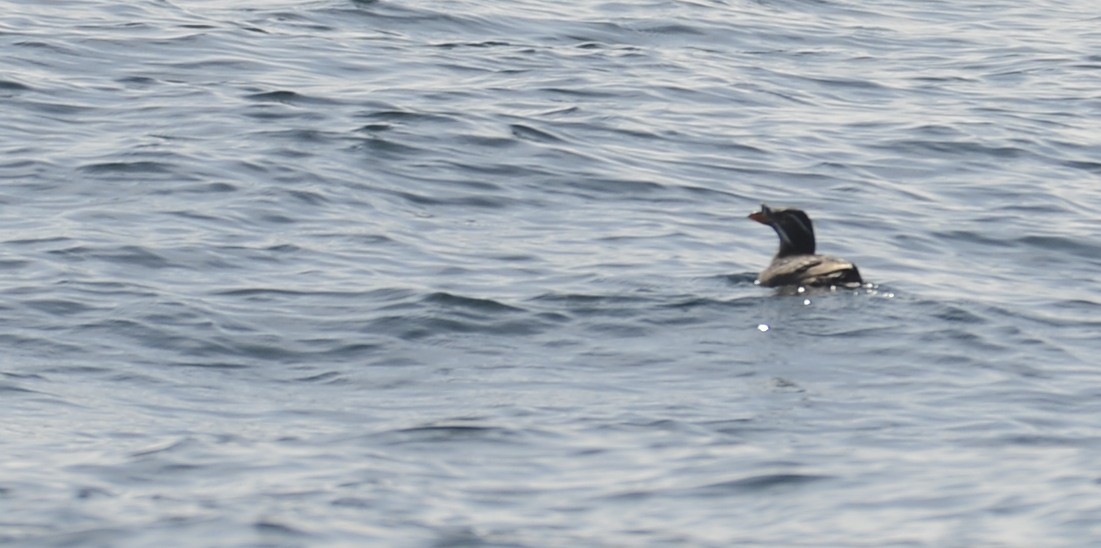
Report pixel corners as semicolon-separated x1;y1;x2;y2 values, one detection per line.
748;204;816;257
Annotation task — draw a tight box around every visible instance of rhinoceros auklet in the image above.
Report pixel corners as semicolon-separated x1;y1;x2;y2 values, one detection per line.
748;204;863;288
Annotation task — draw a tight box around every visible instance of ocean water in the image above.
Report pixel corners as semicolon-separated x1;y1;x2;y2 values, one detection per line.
4;0;1101;545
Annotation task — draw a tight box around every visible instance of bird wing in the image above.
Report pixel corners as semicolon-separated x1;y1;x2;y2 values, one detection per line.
761;255;862;287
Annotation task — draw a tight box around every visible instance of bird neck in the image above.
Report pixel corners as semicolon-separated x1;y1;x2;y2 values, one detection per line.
773;222;816;257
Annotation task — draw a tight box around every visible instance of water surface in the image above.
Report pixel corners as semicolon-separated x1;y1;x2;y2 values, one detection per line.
4;0;1101;545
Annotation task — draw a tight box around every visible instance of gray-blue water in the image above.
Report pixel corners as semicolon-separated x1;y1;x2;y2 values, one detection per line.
4;0;1101;545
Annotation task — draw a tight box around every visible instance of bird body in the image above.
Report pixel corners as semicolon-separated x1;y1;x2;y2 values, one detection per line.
749;204;863;288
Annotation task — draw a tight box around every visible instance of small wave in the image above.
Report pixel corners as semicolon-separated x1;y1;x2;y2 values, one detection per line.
423;291;524;313
379;422;540;446
78;161;176;174
509;123;566;144
243;90;343;106
0;79;32;92
699;473;832;493
0;382;38;395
